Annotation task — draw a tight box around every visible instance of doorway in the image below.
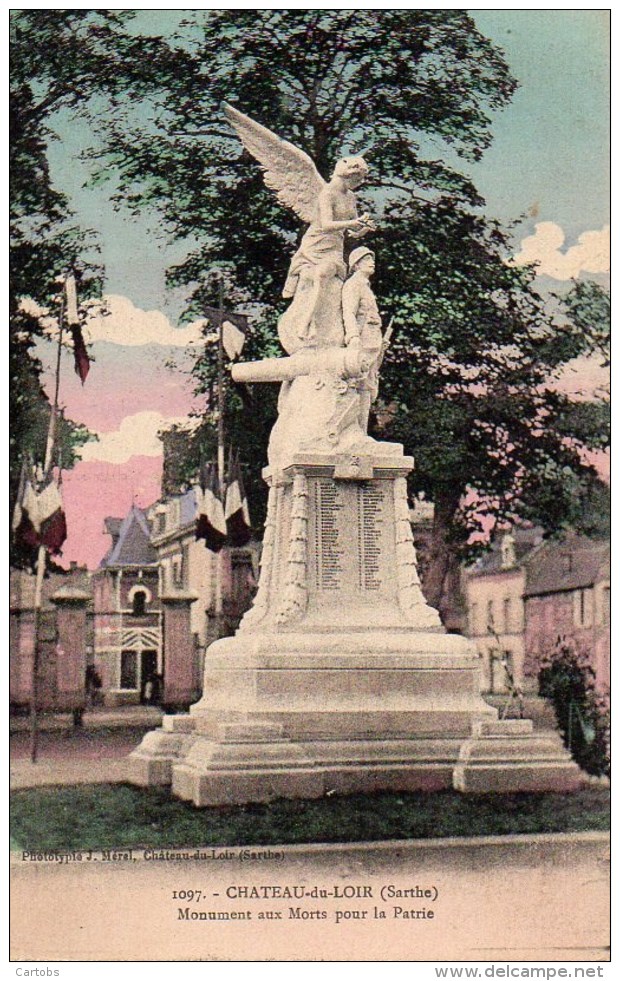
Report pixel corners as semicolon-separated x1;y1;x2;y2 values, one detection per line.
140;650;158;703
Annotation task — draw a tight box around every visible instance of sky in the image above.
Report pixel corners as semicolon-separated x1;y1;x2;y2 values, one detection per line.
31;8;610;570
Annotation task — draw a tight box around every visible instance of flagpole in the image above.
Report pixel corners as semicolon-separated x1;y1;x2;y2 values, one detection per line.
30;287;65;763
215;277;225;634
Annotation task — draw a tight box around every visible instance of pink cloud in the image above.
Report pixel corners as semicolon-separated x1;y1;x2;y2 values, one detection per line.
40;343;201;432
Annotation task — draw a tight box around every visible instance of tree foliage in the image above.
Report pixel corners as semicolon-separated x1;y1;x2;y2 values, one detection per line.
53;10;608;606
9;10;145;564
536;639;610;777
559;280;610;370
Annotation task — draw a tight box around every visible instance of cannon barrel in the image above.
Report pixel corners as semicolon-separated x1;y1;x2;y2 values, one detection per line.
231;347;362;384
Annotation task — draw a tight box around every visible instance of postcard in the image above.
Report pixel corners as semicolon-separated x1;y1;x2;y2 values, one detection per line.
10;7;610;967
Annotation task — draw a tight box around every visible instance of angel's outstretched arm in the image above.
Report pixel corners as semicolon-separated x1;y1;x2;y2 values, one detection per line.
348;219;374;239
317;188;368;234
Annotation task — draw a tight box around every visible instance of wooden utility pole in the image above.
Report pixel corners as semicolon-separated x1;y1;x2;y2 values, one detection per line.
215;277;226;634
30;291;65;763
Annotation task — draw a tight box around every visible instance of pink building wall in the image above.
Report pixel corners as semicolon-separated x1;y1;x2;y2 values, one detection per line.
525;590;610;692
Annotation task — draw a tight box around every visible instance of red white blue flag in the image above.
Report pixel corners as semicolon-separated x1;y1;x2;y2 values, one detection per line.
196;463;227;552
225;452;251;547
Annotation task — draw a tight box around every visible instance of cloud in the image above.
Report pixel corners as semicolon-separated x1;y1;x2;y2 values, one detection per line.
20;294;215;348
85;295;211;347
513;222;610;280
79;411;193;464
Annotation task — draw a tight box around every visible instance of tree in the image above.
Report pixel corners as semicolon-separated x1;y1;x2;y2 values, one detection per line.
10;9;167;565
536;639;610;777
90;10;608;612
560;280;610;372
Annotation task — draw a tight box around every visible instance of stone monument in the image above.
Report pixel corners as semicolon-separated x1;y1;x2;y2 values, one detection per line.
129;105;582;804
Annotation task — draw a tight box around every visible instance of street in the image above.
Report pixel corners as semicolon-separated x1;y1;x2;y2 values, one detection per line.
10;723;149;789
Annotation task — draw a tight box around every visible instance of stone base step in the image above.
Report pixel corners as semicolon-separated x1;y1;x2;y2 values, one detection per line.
127;714;585;806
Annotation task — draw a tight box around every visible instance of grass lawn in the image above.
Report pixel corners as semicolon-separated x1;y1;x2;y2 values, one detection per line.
10;783;610;852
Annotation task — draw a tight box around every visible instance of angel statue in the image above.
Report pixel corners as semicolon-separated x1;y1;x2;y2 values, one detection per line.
224;104;373;354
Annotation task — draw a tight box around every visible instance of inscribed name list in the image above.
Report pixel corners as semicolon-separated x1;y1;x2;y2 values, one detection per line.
311;478;392;596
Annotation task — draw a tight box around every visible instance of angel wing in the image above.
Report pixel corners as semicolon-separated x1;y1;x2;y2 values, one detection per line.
224;103;325;223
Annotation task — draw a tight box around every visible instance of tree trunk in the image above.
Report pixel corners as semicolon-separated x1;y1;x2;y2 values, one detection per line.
422;491;462;628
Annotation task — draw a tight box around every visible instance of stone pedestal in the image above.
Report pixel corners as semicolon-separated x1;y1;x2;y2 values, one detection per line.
129;445;583;802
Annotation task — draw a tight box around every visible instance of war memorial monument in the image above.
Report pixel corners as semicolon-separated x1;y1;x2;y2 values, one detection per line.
129;105;582;805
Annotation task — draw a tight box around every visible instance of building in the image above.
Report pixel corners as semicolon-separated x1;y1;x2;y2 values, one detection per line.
10;490;260;715
91;506;164;706
146;487;259;652
524;535;610;691
91;491;258;708
463;526;543;693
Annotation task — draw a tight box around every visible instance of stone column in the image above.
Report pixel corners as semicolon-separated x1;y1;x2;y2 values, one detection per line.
50;586;91;712
161;593;198;708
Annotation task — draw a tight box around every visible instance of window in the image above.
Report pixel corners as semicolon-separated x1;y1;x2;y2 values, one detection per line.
132;590;147;616
230;551;255;608
157;512;166;534
470;603;478;636
573;588;593;628
120;651;138;689
172;555;183;587
602;587;610;625
491;650;513;694
486;600;495;632
503;598;512;633
500;534;516;569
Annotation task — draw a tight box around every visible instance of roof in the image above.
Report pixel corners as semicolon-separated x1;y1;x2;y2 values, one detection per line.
100;506;157;568
149;487;199;540
467;526;544;578
524;536;610;597
179;487;199;528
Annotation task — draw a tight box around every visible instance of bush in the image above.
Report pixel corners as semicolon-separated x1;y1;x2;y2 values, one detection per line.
536;639;610;777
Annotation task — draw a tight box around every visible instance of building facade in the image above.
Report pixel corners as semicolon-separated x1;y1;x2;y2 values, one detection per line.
91;491;259;707
10;493;261;714
463;527;543;693
524;536;610;691
146;487;259;650
91;506;164;706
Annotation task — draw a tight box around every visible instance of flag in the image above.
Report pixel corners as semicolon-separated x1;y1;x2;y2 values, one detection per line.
70;324;90;384
225;452;252;546
12;462;40;552
37;478;67;554
65;272;90;384
12;469;67;555
204;306;248;360
65;271;80;324
196;464;227;552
